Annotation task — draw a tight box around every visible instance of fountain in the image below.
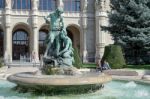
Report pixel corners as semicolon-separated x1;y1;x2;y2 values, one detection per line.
7;7;112;95
1;80;150;98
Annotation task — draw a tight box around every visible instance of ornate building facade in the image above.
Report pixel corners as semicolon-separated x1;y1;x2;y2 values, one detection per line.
0;0;113;65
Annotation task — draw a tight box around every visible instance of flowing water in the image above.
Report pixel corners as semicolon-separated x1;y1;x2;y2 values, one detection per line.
0;80;150;99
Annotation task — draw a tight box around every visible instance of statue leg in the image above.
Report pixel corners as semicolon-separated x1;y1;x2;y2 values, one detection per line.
63;50;72;58
55;36;60;57
44;43;51;57
44;32;55;57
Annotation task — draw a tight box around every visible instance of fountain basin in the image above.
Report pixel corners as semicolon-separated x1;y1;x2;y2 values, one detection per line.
7;72;112;94
1;79;150;98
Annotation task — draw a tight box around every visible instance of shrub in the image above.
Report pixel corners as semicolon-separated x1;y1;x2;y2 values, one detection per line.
0;57;3;68
73;48;83;68
102;44;126;69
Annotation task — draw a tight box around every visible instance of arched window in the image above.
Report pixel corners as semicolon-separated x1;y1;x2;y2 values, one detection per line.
13;30;29;60
39;31;47;58
39;0;56;11
0;0;5;9
12;0;31;10
0;30;3;57
63;0;80;12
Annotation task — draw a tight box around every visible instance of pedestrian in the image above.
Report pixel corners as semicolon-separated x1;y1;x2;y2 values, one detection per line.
102;60;111;70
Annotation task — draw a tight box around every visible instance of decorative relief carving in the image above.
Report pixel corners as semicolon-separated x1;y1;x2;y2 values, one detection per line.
32;0;39;9
81;0;88;12
96;43;105;49
5;0;9;7
95;0;108;11
5;0;11;8
58;0;64;8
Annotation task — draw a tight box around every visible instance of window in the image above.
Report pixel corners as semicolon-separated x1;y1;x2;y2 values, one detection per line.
13;30;29;60
0;0;5;9
39;31;48;57
12;0;31;10
63;0;80;12
39;0;56;11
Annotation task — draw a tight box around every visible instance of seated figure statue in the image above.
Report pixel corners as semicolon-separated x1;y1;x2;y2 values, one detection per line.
57;29;74;66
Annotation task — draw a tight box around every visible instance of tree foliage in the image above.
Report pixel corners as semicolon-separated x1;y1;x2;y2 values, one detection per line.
0;58;3;68
102;45;126;69
104;0;150;64
73;48;83;68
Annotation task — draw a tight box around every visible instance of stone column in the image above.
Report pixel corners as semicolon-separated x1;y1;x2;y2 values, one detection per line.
81;0;88;62
82;21;88;63
4;0;12;64
31;0;39;62
95;0;110;59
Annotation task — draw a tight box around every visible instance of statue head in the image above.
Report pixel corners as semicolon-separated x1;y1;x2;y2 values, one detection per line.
56;7;64;16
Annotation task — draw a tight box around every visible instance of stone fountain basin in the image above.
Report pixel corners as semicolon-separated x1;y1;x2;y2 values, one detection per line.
7;72;112;85
7;72;112;94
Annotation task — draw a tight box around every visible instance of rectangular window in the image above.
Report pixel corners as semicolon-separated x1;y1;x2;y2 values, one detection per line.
17;0;21;9
39;0;56;11
12;0;31;10
0;0;5;9
75;0;80;11
63;0;80;12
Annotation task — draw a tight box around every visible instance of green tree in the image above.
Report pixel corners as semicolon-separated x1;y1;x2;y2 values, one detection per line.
73;48;83;68
102;45;126;69
104;0;150;64
0;58;3;68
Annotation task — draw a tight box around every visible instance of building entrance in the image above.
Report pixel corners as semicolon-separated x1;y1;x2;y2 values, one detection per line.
12;30;29;60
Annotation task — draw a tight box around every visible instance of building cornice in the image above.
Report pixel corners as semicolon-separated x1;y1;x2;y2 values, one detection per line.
95;11;108;17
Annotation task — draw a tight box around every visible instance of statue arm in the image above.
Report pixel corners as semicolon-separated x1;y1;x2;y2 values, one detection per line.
60;17;64;29
44;14;51;23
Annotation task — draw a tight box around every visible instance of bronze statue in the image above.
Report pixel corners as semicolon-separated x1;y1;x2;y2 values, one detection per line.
43;8;74;67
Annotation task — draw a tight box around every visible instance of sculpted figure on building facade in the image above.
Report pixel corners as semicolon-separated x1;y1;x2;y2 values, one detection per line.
5;0;10;7
58;0;64;8
31;0;39;9
95;0;101;5
95;0;106;11
81;0;88;12
43;7;74;67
